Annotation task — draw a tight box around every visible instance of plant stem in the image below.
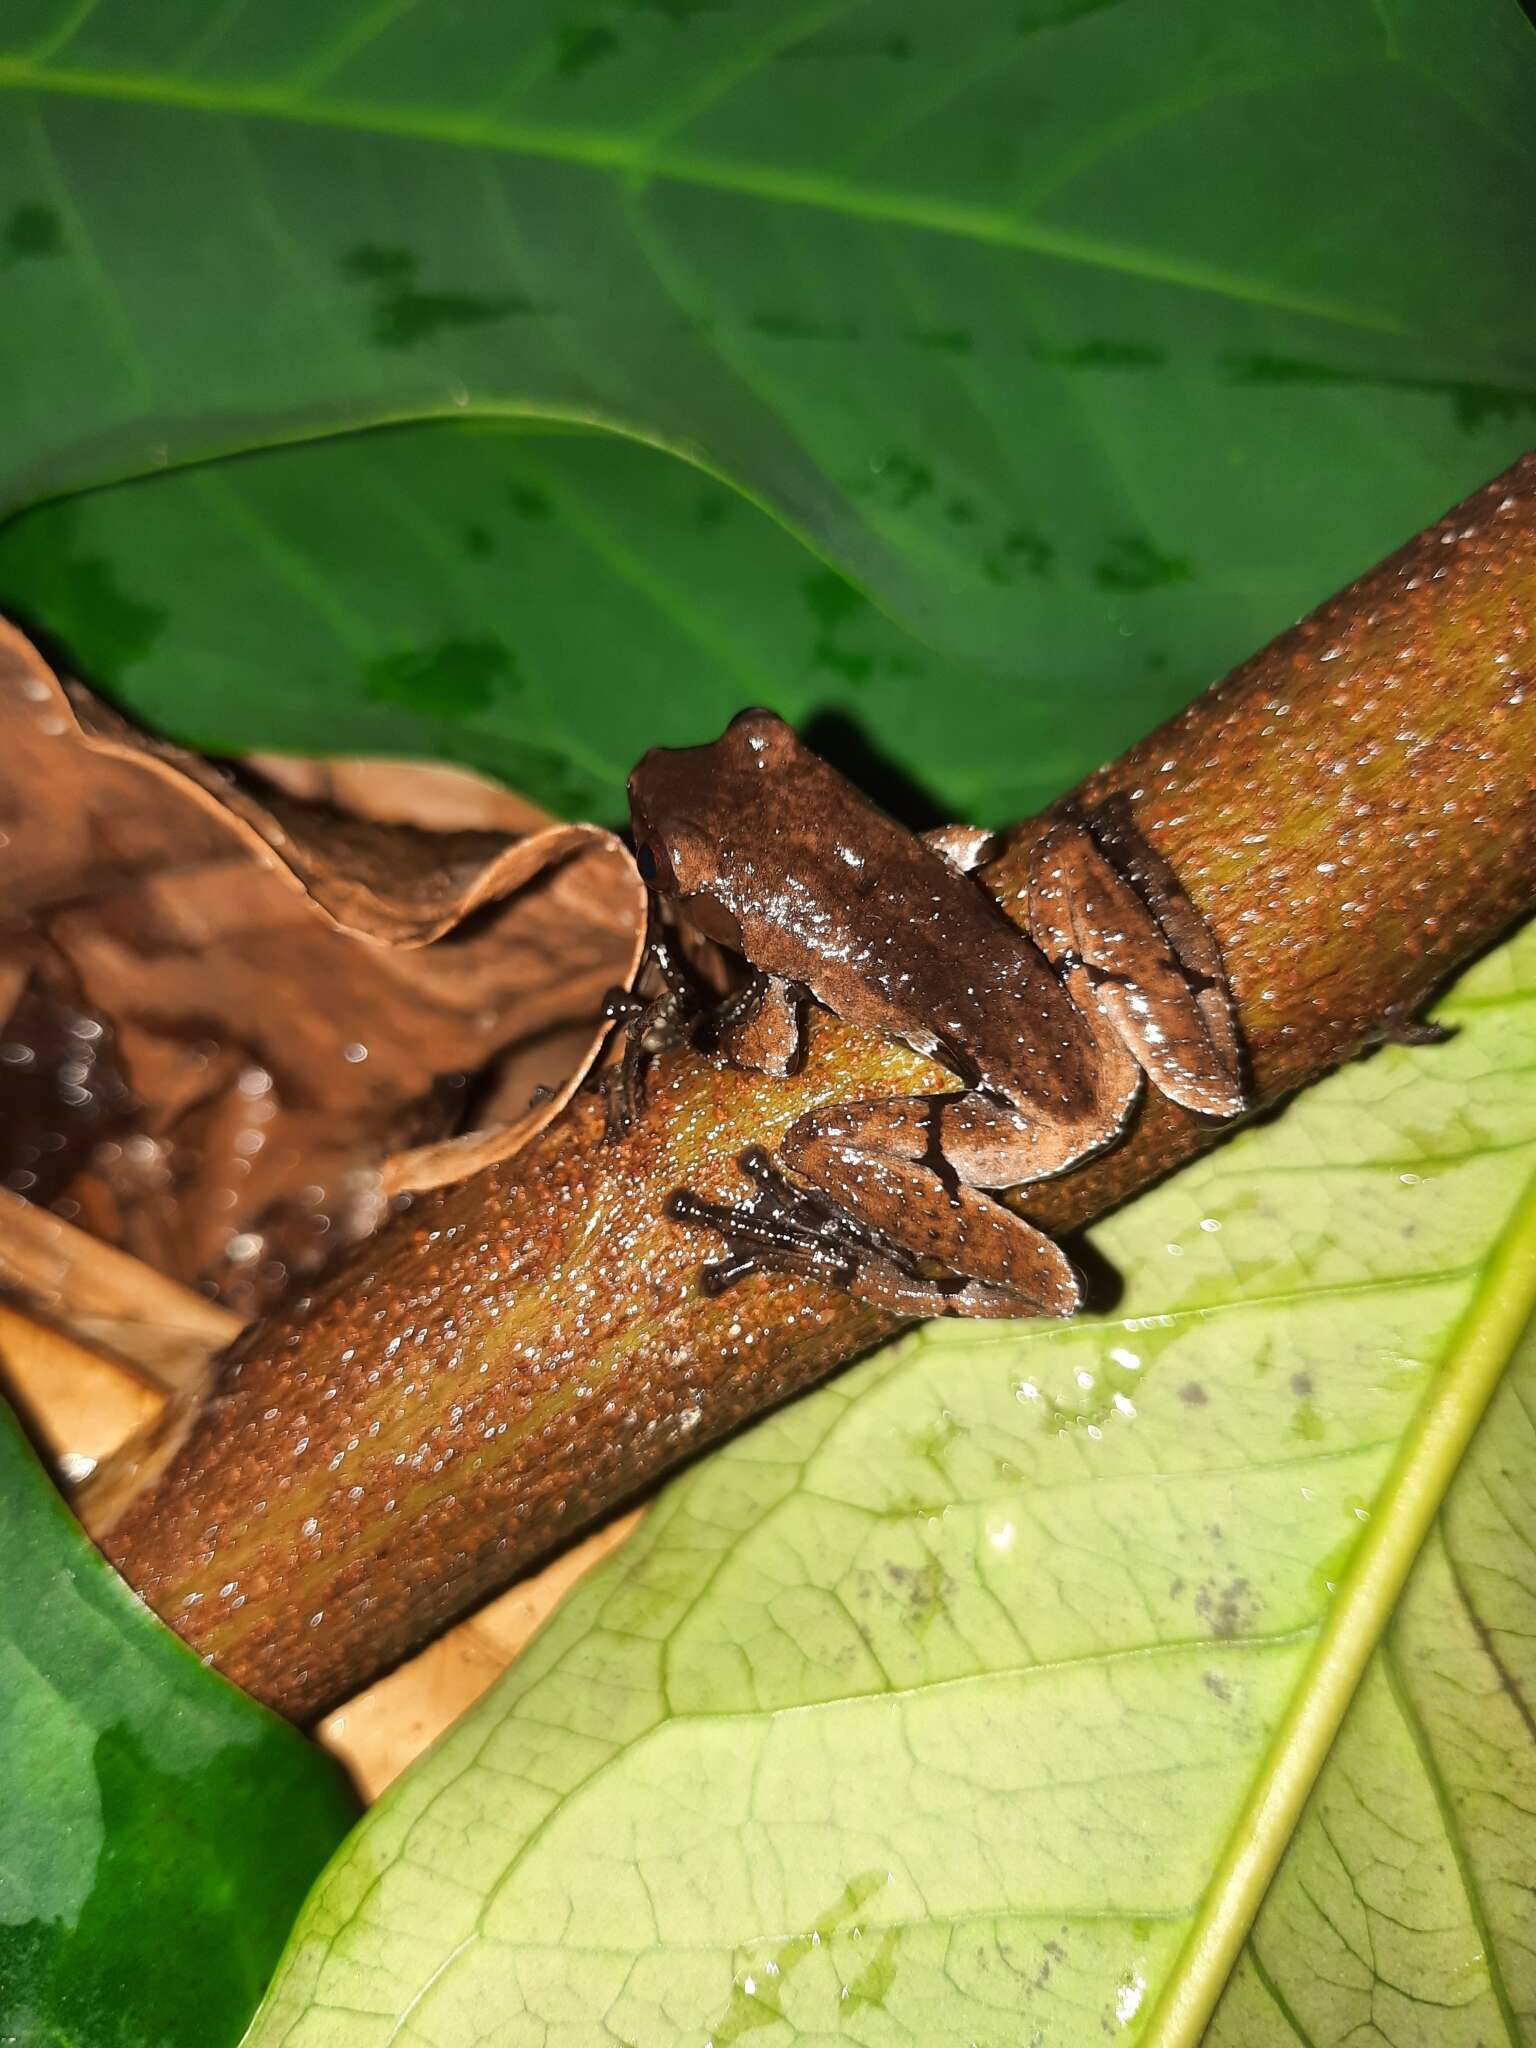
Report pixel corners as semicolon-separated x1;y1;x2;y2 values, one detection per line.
104;458;1536;1723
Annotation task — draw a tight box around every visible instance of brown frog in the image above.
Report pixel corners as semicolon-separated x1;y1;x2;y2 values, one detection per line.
624;709;1243;1318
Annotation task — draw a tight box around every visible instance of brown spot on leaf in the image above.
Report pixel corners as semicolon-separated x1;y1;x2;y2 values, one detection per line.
1195;1577;1258;1639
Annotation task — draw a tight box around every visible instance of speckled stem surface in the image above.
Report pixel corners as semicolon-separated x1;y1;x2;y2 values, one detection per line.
105;458;1536;1722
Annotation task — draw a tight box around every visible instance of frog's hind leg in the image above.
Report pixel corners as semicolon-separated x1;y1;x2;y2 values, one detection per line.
668;1147;867;1296
667;1145;939;1316
1027;799;1244;1118
779;1095;1082;1318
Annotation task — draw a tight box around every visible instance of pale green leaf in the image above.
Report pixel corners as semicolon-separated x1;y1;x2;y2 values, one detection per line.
244;919;1536;2045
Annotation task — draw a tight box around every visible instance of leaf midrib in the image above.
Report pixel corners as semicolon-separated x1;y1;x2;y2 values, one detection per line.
1143;1163;1536;2047
0;56;1405;330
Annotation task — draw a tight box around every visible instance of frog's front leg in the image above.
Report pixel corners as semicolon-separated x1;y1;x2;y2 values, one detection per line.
705;971;809;1077
599;925;699;1138
1027;797;1244;1117
778;1092;1083;1318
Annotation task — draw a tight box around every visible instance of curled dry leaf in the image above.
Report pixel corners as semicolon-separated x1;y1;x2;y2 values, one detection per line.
0;619;646;1318
0;1296;169;1477
0;1183;237;1523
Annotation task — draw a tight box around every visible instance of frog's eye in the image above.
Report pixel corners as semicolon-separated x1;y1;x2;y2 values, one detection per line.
635;840;676;892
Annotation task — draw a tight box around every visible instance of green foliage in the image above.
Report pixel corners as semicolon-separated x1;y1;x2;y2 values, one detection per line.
1;1;1535;819
2;7;1534;2041
246;923;1536;2045
0;1407;358;2048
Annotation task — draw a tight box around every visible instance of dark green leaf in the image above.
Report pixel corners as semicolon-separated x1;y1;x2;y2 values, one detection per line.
0;1403;358;2048
0;0;1533;817
0;424;1041;822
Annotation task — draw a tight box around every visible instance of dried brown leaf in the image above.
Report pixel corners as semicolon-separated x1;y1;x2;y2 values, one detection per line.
0;621;645;1317
0;1299;166;1474
0;1183;234;1526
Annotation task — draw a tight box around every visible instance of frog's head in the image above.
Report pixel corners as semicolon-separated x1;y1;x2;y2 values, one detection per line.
627;708;798;949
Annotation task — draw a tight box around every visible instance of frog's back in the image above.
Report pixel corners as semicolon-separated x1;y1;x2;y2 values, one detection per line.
701;731;1106;1117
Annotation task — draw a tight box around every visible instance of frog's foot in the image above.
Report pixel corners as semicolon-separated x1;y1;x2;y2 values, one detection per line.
667;1144;1054;1320
779;1096;1083;1319
701;972;810;1077
1371;995;1455;1049
598;928;700;1139
1027;796;1244;1119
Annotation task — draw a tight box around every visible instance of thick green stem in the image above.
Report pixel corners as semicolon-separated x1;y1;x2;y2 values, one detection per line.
106;458;1536;1722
